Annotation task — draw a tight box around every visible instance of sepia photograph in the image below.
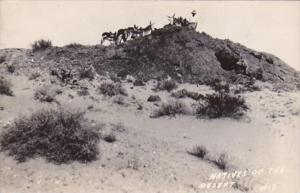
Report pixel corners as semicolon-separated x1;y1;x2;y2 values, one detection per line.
0;1;299;193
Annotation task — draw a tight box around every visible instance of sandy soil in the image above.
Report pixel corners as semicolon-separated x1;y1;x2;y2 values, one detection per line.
0;73;299;193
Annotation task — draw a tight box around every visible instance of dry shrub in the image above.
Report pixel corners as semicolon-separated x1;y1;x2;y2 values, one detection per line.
7;64;15;73
31;39;52;52
28;72;41;80
79;65;95;80
171;89;204;100
98;82;127;96
151;100;188;118
34;86;61;103
110;122;126;132
209;79;230;93
188;146;230;171
113;95;127;106
77;88;89;96
212;153;229;171
0;55;5;64
196;93;248;119
65;43;84;49
188;145;208;159
0;108;100;164
50;64;75;83
133;79;145;86
0;77;13;96
154;79;178;92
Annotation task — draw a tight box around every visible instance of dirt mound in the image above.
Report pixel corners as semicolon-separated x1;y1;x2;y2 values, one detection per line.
97;25;299;85
1;25;299;88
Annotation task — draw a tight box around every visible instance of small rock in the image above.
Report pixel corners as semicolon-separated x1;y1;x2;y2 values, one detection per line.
147;95;161;102
133;80;145;86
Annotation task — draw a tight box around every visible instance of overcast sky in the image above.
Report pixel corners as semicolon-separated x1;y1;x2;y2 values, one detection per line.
0;0;299;70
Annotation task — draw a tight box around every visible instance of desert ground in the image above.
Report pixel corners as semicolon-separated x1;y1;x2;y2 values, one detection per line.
0;49;299;193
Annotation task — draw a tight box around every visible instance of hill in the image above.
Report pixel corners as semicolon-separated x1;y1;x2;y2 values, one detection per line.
1;25;299;89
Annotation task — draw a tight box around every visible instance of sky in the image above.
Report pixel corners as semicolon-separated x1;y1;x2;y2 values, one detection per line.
0;0;299;70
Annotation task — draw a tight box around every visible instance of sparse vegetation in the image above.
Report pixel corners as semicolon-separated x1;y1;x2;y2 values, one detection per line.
133;79;145;86
151;100;188;118
31;39;52;52
209;79;230;93
28;72;41;80
188;145;208;159
0;108;100;164
154;79;178;92
171;89;204;100
0;77;13;96
77;88;89;96
34;86;61;103
212;153;229;171
79;65;95;80
0;55;5;64
110;122;126;132
188;145;229;171
98;82;127;96
65;43;84;49
196;93;248;119
50;65;75;83
113;95;127;106
7;64;15;73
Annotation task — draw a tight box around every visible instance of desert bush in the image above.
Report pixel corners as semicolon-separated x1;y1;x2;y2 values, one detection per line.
133;79;145;86
65;43;84;49
196;93;248;119
110;122;126;132
77;88;89;96
28;72;41;80
34;86;61;103
79;65;95;80
113;95;127;106
151;100;188;118
154;79;178;92
31;39;52;52
212;153;228;171
50;65;74;83
188;145;208;159
0;77;13;96
6;64;15;73
0;108;100;164
0;55;5;64
98;82;127;96
209;79;230;93
171;89;204;101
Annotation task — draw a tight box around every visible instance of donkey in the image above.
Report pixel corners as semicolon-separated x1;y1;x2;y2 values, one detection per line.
116;29;128;44
101;32;117;45
186;22;197;30
140;21;154;36
131;25;142;39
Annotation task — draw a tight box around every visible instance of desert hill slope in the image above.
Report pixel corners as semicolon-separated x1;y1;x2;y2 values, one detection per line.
1;25;299;88
117;25;300;85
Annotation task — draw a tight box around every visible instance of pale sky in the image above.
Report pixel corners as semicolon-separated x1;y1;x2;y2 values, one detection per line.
0;0;299;70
